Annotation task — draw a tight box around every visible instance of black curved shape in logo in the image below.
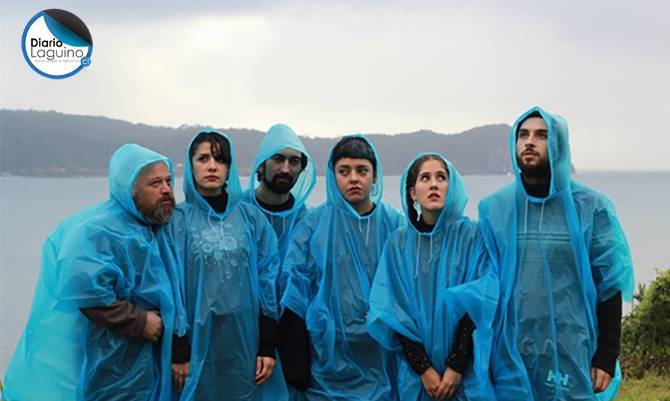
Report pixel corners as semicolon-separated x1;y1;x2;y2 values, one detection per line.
43;9;92;46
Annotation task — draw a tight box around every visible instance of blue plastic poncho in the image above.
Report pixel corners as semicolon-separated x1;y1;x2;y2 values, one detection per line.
243;123;317;300
280;134;403;401
367;153;498;401
3;144;178;401
478;107;635;401
165;131;287;401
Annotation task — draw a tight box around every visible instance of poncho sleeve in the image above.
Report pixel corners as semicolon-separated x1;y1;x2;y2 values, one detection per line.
280;211;319;319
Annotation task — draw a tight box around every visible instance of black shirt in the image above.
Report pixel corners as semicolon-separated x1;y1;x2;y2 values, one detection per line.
256;193;295;213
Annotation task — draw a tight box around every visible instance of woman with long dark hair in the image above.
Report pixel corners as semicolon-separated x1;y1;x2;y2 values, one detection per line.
368;153;498;401
167;130;288;401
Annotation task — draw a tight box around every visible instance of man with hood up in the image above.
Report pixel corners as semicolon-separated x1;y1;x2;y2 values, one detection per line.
243;123;317;301
281;135;403;400
478;107;634;401
242;124;317;398
2;144;180;401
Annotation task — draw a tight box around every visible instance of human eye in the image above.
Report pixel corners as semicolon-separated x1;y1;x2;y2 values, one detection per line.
197;155;208;162
272;155;285;163
338;168;349;176
518;130;529;139
289;157;301;166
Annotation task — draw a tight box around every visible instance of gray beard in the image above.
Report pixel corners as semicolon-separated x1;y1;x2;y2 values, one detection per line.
136;198;175;226
143;205;173;226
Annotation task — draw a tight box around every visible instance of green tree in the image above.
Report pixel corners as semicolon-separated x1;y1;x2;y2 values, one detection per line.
621;268;670;378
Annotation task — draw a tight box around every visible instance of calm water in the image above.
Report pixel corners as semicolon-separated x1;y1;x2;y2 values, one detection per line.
1;173;668;374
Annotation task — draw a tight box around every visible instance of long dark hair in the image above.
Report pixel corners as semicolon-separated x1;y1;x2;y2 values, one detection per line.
405;155;448;223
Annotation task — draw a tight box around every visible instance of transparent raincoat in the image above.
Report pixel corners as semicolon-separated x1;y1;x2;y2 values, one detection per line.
165;131;287;401
3;144;178;401
367;153;498;401
281;135;403;400
479;107;634;401
242;123;317;302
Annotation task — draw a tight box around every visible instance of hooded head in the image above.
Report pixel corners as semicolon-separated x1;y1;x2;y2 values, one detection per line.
510;106;571;199
248;123;317;215
183;130;242;217
401;152;468;233
108;143;174;225
326;134;382;216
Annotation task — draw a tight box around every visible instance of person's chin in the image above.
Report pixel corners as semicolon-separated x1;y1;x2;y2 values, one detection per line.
423;203;444;212
346;194;367;204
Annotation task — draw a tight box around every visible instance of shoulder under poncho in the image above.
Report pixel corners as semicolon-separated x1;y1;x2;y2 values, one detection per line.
478;107;634;401
2;144;178;401
165;130;287;401
281;134;403;401
367;153;498;401
242;123;317;302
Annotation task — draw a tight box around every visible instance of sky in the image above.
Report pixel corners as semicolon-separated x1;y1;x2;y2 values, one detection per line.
1;0;669;171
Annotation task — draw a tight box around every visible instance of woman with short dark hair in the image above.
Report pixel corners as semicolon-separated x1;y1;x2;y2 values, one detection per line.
280;134;402;400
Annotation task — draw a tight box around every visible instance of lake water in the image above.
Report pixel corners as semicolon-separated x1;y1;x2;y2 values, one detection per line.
1;173;668;375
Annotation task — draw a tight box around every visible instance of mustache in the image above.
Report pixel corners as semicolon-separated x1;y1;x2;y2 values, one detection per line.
272;173;295;182
157;194;176;205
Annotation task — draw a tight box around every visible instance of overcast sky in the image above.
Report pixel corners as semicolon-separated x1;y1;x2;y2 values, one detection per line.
1;0;668;170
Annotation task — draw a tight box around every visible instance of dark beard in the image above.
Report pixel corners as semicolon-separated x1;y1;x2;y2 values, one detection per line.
517;155;550;179
263;172;296;195
136;195;175;226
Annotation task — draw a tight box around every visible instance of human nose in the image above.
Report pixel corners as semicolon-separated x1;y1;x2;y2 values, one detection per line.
349;171;360;183
279;160;290;173
207;159;217;171
159;181;171;195
429;177;438;189
524;134;537;148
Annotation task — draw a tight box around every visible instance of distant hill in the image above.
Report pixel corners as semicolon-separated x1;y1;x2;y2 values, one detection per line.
0;109;514;176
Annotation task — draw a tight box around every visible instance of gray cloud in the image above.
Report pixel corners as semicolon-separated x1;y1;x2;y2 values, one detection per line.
1;0;668;170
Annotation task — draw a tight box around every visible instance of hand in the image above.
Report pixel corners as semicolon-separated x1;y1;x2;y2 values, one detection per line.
436;367;462;400
591;367;612;393
172;362;189;390
420;367;442;399
143;310;163;342
255;356;276;385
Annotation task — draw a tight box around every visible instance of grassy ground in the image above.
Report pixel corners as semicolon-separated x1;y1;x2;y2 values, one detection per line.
617;374;670;401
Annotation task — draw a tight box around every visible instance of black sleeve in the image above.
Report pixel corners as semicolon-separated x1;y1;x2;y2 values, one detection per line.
591;292;622;377
446;314;475;374
258;313;280;358
80;299;147;338
398;334;433;375
172;334;191;364
278;308;311;391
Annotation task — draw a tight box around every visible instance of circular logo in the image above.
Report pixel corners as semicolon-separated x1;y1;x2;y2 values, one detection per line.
21;9;93;79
